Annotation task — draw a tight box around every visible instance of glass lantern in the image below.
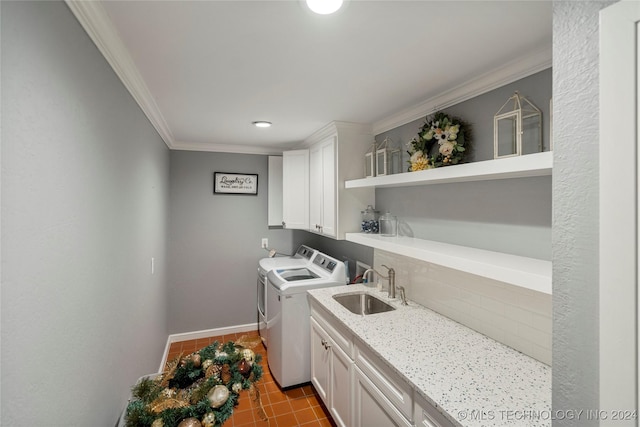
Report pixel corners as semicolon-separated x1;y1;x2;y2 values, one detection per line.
375;137;402;176
364;142;377;178
493;91;542;159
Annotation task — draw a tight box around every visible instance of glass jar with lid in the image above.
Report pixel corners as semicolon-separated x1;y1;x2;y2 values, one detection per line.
379;211;397;237
360;205;379;233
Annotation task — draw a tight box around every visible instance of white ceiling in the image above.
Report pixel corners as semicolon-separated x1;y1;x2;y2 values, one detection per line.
69;1;552;154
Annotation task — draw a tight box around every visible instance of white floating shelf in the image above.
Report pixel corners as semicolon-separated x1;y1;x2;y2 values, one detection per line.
345;233;552;295
345;151;552;189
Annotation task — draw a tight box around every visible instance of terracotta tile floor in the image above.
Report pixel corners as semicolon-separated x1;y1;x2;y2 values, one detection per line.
166;330;336;427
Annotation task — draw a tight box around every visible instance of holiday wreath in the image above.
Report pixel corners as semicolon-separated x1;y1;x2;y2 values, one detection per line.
407;111;471;170
125;339;263;427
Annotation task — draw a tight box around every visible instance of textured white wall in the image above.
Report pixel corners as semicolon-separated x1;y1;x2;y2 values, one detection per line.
1;2;170;425
552;1;616;423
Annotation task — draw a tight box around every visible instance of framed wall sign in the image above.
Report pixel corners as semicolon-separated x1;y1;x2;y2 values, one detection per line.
213;172;258;195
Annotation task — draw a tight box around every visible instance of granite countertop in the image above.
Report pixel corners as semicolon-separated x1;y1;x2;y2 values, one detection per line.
307;284;551;427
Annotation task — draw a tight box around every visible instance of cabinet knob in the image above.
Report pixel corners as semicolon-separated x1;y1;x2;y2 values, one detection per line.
321;339;331;350
282;221;286;227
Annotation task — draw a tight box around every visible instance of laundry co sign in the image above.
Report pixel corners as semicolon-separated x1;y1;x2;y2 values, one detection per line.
214;172;258;195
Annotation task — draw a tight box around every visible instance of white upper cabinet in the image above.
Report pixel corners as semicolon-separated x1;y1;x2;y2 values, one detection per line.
268;156;284;226
310;137;336;237
282;149;309;230
283;122;374;240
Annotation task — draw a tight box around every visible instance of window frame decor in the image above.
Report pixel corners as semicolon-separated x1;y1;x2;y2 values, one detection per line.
364;142;377;178
493;91;542;159
213;172;258;195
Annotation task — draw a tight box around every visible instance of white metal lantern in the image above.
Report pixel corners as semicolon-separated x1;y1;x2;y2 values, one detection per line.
364;142;377;178
375;137;402;176
493;91;542;159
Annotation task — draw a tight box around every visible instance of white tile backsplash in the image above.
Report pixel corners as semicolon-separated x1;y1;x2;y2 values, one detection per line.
374;249;552;365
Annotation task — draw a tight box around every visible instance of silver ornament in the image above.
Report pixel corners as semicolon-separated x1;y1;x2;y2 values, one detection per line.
232;382;242;393
202;412;216;427
202;359;213;370
151;419;164;427
207;384;230;408
177;418;201;427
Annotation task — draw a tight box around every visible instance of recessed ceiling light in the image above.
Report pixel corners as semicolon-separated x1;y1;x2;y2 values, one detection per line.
252;121;272;128
306;0;343;15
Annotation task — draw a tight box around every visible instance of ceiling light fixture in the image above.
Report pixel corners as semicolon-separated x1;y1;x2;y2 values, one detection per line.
252;121;272;128
306;0;343;15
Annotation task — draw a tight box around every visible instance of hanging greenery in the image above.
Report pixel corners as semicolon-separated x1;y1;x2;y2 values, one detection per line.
125;340;263;427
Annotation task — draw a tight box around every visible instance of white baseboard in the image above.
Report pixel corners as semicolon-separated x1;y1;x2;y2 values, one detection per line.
158;322;258;372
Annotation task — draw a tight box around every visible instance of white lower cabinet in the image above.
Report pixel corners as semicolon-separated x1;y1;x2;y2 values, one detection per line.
353;365;413;427
309;299;454;427
414;393;455;427
310;317;352;427
310;317;331;404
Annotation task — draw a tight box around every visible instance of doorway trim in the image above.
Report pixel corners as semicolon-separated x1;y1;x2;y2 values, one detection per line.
600;0;640;418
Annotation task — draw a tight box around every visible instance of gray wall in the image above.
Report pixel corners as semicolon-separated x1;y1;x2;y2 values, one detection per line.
374;70;552;260
1;2;170;426
552;1;616;424
167;151;374;334
292;230;374;281
168;151;299;333
376;69;552;164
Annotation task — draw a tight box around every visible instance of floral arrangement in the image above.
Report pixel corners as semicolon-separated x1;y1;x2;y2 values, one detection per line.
407;111;471;170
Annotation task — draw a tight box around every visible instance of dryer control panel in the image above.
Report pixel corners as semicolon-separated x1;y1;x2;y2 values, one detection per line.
313;254;338;273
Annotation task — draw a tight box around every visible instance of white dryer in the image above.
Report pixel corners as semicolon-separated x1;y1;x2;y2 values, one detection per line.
266;252;346;388
257;245;317;347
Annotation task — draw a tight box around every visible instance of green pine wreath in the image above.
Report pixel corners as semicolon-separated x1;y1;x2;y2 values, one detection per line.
125;340;263;427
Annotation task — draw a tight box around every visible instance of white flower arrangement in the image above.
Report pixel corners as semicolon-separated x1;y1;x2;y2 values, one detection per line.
407;111;471;170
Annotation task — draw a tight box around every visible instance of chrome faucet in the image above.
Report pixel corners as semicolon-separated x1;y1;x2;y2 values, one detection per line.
363;265;397;299
396;285;408;306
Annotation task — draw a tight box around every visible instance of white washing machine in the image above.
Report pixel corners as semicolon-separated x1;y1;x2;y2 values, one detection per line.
257;245;318;347
266;252;346;388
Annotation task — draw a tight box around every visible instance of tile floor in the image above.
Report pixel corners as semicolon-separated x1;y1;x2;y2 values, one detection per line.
166;331;336;427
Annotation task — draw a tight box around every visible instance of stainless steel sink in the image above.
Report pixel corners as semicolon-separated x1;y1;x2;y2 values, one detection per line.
333;292;395;315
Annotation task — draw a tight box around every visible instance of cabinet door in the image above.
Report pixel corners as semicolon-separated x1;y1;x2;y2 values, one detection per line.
267;156;283;226
414;394;455;427
320;138;336;237
329;339;352;427
309;144;323;233
309;137;336;237
282;149;309;230
310;317;331;405
353;367;412;427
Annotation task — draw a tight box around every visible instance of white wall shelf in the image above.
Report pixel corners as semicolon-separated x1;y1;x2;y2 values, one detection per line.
345;233;552;295
345;151;552;189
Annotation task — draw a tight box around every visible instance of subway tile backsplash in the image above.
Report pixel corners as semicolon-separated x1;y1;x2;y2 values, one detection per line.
373;249;552;365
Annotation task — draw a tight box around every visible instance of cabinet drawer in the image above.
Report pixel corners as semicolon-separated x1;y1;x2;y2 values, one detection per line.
414;393;455;427
355;339;413;422
309;298;354;358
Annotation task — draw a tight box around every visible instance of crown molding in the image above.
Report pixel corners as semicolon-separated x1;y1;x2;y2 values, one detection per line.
372;45;552;136
65;0;175;149
172;141;288;156
302;121;373;147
